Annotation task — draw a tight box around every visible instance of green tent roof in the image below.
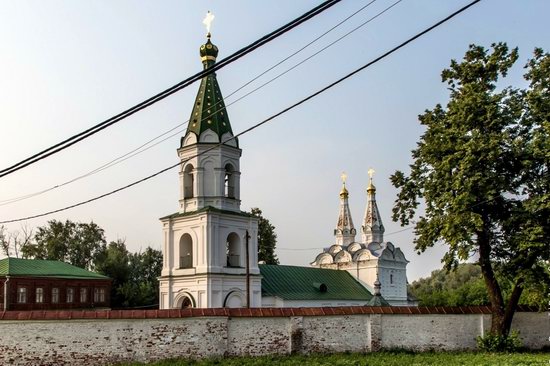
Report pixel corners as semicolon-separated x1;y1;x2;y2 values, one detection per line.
0;258;109;280
184;37;237;147
259;264;373;301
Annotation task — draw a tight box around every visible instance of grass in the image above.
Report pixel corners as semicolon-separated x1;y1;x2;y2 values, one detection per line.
119;350;550;366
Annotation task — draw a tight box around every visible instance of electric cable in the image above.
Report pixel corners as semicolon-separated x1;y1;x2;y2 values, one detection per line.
0;0;482;224
0;0;398;207
0;0;341;178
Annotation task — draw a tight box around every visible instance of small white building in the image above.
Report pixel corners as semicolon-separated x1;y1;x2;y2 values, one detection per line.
310;175;415;306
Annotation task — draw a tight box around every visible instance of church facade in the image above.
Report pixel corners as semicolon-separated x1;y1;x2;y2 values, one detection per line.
310;175;413;306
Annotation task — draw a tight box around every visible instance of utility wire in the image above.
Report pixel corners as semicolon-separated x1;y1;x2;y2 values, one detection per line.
0;0;341;179
0;0;395;207
0;0;482;224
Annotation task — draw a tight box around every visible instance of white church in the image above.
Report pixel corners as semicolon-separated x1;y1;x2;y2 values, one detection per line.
159;28;414;309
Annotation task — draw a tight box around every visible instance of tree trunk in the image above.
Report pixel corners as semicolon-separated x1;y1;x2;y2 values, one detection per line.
477;229;506;335
502;277;524;335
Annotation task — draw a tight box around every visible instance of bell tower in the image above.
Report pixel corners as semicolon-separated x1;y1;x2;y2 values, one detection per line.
159;14;261;309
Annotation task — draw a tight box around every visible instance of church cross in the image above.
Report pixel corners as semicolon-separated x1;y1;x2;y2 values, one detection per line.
341;172;347;186
368;168;375;181
203;11;215;34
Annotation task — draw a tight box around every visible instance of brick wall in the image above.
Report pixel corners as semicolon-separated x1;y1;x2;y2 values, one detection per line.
0;306;546;366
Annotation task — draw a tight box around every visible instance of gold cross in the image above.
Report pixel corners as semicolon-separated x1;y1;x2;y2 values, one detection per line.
203;11;215;34
341;172;347;185
368;168;375;181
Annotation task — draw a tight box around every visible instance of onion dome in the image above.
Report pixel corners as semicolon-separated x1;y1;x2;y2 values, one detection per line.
200;35;219;67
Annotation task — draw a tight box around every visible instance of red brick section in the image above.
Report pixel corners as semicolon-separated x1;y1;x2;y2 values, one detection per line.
0;305;538;321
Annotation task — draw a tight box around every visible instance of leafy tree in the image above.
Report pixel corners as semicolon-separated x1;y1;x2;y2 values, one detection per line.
94;241;162;308
410;263;547;308
116;247;163;308
251;208;279;265
94;240;131;308
391;44;550;338
22;220;106;270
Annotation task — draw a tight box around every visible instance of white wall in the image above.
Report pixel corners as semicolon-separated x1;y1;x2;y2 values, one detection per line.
0;310;545;365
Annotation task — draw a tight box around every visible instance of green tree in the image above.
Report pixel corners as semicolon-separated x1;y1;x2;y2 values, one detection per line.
117;247;163;308
22;220;106;270
251;208;279;265
391;44;550;338
95;241;162;308
94;240;131;308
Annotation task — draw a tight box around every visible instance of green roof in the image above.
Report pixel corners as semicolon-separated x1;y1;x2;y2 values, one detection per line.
160;206;253;221
184;37;236;147
0;258;109;280
366;294;390;306
259;264;373;301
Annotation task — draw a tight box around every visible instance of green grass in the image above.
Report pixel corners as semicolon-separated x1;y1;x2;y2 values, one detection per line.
119;351;550;366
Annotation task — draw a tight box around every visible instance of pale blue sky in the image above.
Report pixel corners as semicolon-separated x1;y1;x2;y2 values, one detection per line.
0;0;548;280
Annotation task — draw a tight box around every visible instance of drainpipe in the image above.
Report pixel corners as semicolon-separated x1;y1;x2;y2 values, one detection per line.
3;276;9;311
245;230;250;308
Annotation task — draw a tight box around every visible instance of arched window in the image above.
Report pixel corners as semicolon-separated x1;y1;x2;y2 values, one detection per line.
226;232;240;267
390;273;394;284
179;233;193;268
224;163;235;198
183;164;194;199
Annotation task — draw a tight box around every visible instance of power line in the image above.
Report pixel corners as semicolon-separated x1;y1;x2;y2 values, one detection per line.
0;0;482;224
0;0;341;179
1;0;396;207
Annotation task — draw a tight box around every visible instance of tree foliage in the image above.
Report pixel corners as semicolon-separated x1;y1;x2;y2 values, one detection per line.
250;208;279;265
391;43;550;338
19;220;163;308
410;263;547;309
21;220;106;270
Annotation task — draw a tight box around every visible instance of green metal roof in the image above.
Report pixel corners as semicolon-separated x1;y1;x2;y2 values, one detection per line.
0;258;109;280
160;206;253;221
259;264;373;301
366;294;390;306
184;37;236;147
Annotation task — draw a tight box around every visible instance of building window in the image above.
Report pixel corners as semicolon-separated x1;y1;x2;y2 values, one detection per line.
390;274;394;284
224;163;235;198
179;233;193;269
17;287;27;303
67;288;74;303
80;288;87;303
226;232;240;267
183;164;194;199
35;287;44;303
94;288;106;303
51;288;59;303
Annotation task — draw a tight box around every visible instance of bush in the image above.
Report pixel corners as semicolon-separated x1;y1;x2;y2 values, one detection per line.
476;330;523;352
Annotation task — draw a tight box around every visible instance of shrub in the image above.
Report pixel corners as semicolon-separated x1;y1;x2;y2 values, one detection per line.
476;330;523;352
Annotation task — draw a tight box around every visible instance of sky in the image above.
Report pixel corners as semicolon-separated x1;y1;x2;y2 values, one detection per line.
0;0;548;281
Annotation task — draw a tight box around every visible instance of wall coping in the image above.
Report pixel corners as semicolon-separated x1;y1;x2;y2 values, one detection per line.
0;305;538;321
